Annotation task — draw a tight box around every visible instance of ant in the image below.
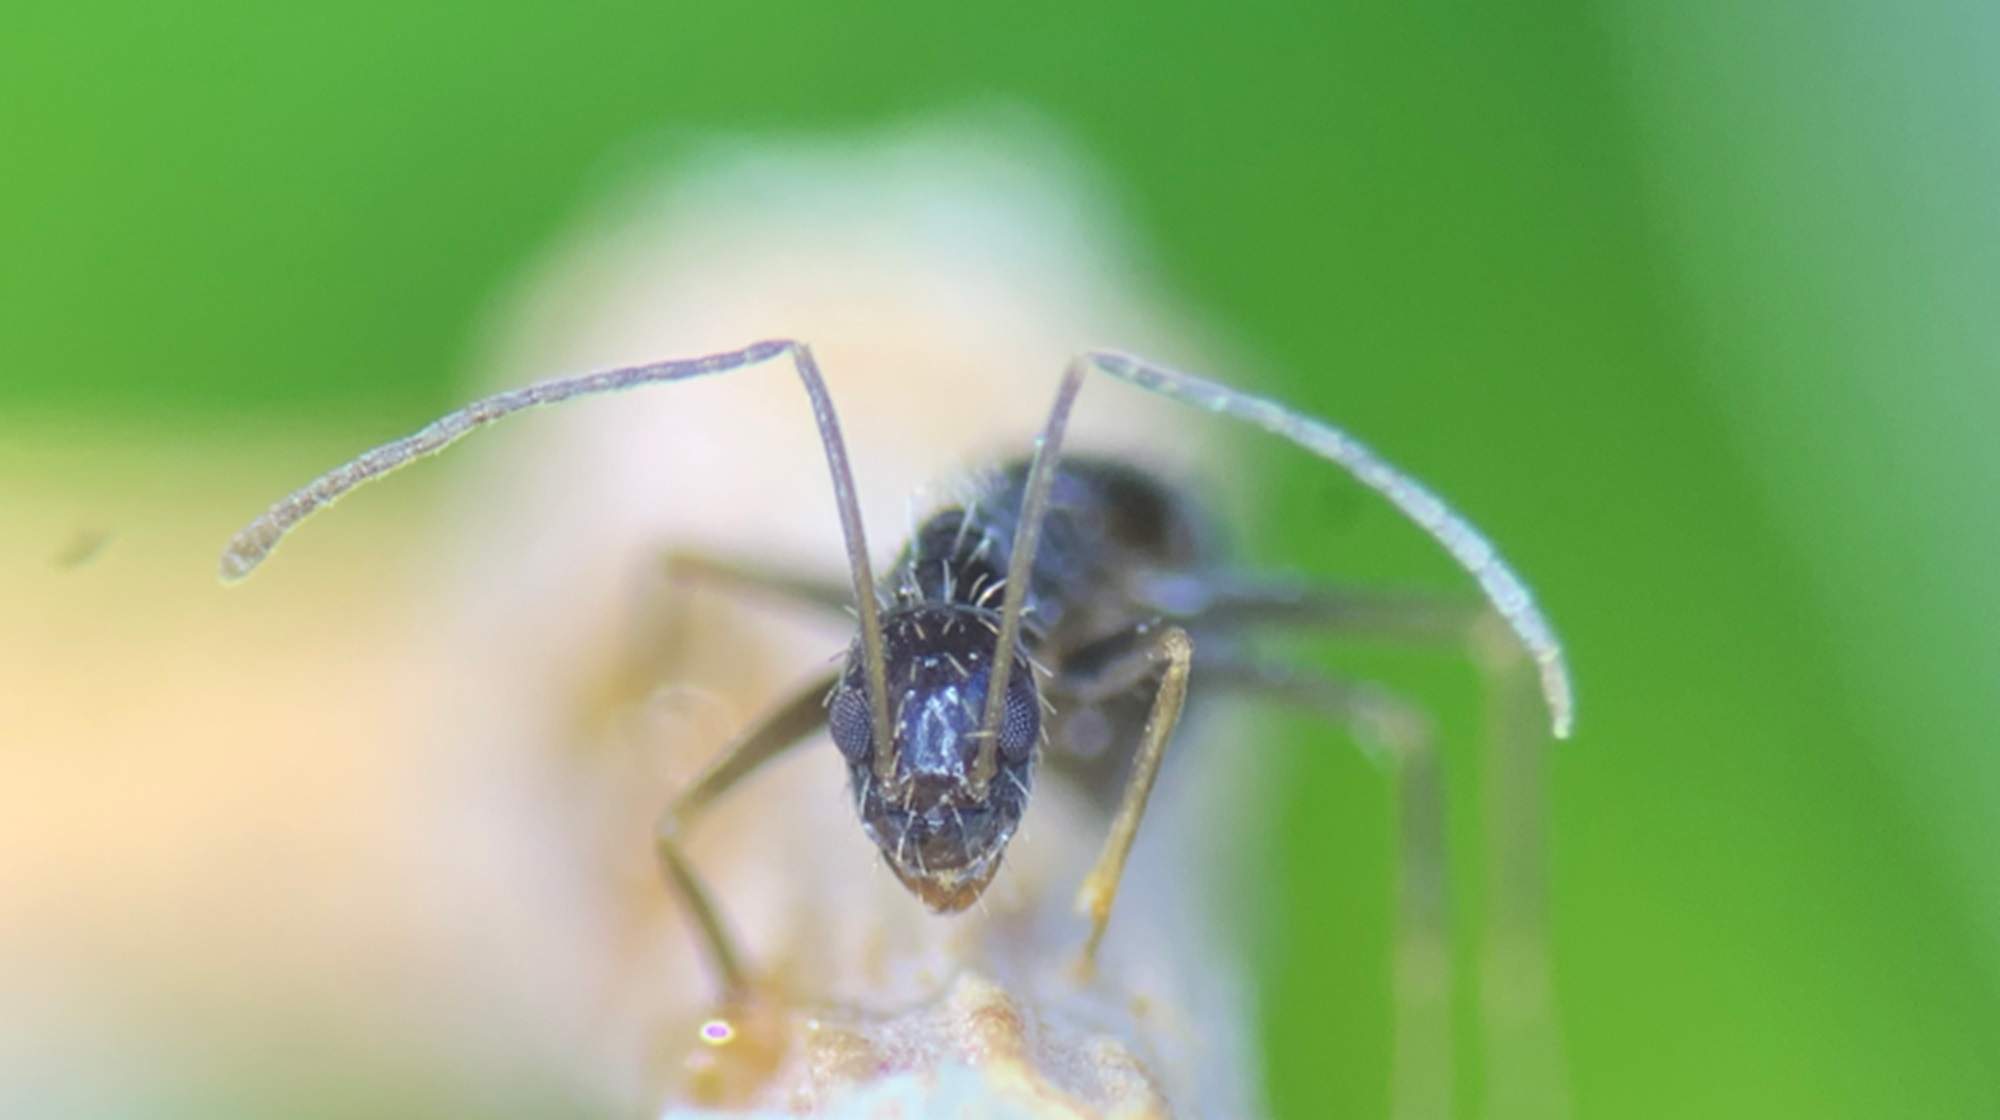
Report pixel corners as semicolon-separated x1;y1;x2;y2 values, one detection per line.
220;339;1573;996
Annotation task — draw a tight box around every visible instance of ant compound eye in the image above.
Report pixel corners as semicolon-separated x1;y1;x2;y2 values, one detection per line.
828;687;874;765
999;673;1040;764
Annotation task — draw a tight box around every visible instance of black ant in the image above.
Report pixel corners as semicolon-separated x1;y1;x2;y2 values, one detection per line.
220;339;1573;995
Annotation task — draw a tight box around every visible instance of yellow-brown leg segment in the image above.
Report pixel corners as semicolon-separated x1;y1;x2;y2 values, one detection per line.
654;669;838;998
1072;625;1195;980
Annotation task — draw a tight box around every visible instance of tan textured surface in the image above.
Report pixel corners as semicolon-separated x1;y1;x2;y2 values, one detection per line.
668;972;1168;1118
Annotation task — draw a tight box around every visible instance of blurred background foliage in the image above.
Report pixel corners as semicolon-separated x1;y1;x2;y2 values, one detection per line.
4;3;1996;1119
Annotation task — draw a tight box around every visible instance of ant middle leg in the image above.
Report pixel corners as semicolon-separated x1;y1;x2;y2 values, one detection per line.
653;668;838;998
1135;570;1485;646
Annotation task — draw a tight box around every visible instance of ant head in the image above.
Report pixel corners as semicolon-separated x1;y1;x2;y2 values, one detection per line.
828;603;1041;912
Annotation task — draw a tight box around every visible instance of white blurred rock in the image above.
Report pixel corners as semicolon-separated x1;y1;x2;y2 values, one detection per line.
403;111;1263;1116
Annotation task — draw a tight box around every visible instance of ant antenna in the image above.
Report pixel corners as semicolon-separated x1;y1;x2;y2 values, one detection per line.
1085;350;1573;738
974;351;1574;786
217;339;899;769
970;359;1086;795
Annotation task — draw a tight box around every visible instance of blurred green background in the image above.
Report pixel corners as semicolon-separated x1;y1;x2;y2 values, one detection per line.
6;3;1996;1118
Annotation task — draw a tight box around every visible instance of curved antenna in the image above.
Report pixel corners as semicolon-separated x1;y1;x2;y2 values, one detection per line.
971;358;1089;794
218;339;898;762
1088;350;1574;739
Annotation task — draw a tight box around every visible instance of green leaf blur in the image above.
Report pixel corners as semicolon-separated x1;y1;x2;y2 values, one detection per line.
6;3;1994;1118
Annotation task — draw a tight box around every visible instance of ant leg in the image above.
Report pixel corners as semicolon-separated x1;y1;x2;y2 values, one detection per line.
647;548;857;682
1198;657;1433;766
1203;657;1454;1119
1472;617;1572;1119
1136;571;1483;646
1211;617;1567;1115
654;668;838;998
1221;619;1568;1114
1393;730;1455;1120
659;548;854;618
1070;625;1195;980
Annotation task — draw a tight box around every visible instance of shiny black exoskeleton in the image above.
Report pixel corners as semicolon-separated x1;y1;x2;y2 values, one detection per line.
828;604;1040;910
824;456;1219;911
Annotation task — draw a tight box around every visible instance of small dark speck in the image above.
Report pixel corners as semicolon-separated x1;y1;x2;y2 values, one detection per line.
54;529;111;570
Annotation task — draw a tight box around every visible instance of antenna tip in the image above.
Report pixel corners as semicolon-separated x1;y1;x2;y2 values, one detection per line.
1547;673;1576;740
218;545;261;585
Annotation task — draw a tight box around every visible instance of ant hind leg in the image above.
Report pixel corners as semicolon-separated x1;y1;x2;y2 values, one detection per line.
644;547;858;689
1205;656;1455;1119
1472;616;1573;1119
657;548;856;619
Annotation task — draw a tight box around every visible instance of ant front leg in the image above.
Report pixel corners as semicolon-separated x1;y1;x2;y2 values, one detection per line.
1061;623;1196;980
654;669;837;998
